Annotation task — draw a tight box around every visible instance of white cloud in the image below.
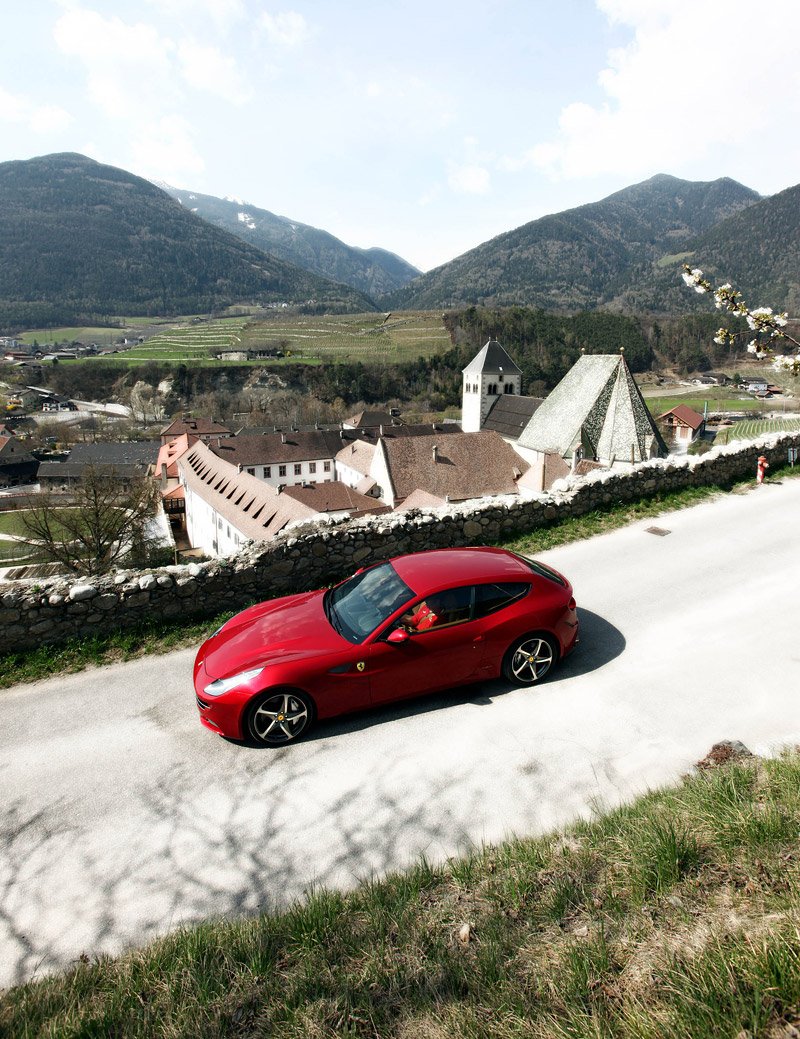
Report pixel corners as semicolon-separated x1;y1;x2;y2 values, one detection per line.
0;86;72;134
53;8;175;119
144;0;244;30
448;164;491;195
130;115;206;185
177;40;250;104
510;0;800;190
259;11;310;48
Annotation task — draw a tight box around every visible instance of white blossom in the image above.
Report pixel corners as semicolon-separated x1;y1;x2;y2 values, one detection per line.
746;341;759;354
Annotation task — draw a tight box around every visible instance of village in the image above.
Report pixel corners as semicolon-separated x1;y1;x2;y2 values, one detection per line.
0;336;794;576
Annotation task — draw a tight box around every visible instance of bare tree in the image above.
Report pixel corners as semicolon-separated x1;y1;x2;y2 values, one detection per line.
21;466;163;576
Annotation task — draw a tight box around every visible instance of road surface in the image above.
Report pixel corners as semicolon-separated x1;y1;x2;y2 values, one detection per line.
2;477;799;989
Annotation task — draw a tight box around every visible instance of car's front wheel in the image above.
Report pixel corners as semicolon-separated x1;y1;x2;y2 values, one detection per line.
503;634;558;685
246;689;315;746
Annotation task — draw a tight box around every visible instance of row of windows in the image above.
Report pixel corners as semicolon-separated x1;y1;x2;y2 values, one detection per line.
464;381;517;395
244;460;332;478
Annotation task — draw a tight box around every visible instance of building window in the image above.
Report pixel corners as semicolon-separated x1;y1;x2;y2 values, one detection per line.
279;465;286;477
264;466;271;478
323;461;331;472
309;462;317;474
294;463;302;476
504;385;514;394
246;467;255;475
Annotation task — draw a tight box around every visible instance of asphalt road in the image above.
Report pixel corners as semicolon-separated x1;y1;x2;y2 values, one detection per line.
2;477;800;989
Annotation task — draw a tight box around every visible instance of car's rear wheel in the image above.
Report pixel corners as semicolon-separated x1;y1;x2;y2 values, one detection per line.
246;689;315;746
503;634;558;685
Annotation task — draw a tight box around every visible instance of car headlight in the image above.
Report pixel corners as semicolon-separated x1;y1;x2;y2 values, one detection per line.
203;667;264;697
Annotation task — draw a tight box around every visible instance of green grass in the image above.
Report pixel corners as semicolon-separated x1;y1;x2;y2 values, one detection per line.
2;748;799;1037
0;609;237;689
644;394;765;415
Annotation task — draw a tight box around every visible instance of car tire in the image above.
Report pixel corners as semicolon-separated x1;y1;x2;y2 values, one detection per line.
502;633;558;686
246;688;316;746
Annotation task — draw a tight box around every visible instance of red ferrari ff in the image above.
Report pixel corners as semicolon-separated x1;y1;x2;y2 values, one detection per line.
193;547;578;746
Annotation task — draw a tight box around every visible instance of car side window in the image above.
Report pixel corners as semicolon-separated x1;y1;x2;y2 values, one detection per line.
401;586;474;633
472;582;530;619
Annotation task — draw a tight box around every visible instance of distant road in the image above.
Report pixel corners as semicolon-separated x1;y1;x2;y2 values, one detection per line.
2;477;800;989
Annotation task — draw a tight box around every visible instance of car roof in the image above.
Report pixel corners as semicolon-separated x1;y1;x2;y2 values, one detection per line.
390;547;531;595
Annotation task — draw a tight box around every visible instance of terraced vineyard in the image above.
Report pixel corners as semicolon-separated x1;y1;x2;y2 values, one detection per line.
716;415;800;444
239;311;451;363
114;317;250;362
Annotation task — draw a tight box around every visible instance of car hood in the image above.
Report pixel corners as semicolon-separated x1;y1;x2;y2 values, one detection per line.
201;589;349;679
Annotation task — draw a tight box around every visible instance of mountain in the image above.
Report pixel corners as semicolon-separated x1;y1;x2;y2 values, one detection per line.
0;153;373;330
385;175;761;311
620;182;800;315
161;185;420;299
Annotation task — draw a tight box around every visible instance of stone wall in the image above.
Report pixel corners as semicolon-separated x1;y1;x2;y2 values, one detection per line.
2;433;798;654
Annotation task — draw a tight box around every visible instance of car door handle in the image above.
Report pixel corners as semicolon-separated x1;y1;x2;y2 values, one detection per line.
473;635;485;643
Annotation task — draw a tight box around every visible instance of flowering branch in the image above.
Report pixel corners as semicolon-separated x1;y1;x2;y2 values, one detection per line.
681;265;800;375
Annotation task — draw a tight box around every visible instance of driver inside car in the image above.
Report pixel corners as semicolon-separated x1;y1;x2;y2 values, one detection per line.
401;600;439;631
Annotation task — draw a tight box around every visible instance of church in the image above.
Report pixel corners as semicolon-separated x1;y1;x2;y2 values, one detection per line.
461;338;667;492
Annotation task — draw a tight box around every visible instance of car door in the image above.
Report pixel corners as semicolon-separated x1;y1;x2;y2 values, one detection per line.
366;586;487;705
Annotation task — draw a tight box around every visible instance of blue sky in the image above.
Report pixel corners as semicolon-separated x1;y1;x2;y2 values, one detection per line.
2;0;799;272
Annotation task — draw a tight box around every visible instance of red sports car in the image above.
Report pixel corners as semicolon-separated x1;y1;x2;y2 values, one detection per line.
193;547;578;746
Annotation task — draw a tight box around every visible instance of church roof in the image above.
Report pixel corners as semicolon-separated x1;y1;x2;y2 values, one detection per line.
462;339;522;376
483;393;544;440
517;353;666;463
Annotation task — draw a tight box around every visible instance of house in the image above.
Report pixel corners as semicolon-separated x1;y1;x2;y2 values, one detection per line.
178;439;387;556
657;405;705;444
741;377;768;393
156;433;198;529
0;434;38;487
369;430;529;509
515;352;667;491
159;417;233;445
481;392;544;443
208;431;341;487
37;441;160;490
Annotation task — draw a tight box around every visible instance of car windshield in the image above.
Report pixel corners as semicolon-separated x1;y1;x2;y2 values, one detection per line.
326;562;414;643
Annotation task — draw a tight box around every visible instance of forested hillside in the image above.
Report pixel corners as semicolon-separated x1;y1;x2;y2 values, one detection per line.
386;175;761;311
164;185;420;298
0;153;373;330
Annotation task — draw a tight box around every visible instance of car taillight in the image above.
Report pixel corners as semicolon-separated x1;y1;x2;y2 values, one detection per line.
568;597;576;611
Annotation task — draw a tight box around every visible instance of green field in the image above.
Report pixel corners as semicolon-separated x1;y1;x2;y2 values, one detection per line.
715;416;800;444
17;312;453;367
643;394;765;416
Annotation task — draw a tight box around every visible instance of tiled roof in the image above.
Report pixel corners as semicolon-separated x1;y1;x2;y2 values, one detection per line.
381;431;528;504
160;417;232;438
657;405;704;430
518;354;667;463
156;433;198;477
344;410;395;428
210;431;345;465
394;489;446;511
463;339;522;376
335;439;376;476
282;482;388;517
68;441;160;465
483;394;544;439
179;440;382;541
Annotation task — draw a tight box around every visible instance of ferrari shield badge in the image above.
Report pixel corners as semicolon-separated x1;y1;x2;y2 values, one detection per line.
356;661;366;672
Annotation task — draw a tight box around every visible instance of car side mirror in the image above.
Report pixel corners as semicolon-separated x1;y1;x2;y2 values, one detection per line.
387;628;410;644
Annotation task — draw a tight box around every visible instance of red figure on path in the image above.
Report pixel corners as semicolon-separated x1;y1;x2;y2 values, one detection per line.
757;455;769;484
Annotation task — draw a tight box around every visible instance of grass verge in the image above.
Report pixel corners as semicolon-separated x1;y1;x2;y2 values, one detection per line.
2;469;794;690
2;748;799;1037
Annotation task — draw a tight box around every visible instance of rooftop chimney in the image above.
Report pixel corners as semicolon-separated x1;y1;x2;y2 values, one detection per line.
281;432;287;444
432;444;439;462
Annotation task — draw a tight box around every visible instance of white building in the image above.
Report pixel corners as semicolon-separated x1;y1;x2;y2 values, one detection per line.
461;339;523;433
